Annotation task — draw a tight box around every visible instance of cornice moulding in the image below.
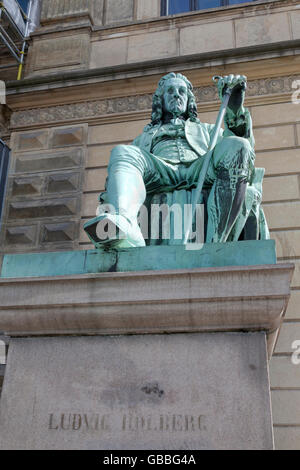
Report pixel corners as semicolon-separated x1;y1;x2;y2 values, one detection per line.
6;40;300;96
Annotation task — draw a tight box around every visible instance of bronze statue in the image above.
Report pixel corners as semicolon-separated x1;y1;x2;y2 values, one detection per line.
84;73;268;248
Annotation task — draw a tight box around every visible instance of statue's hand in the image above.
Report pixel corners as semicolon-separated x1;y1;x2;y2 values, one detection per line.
217;74;247;114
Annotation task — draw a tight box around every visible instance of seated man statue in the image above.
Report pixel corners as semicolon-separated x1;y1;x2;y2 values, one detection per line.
84;72;262;249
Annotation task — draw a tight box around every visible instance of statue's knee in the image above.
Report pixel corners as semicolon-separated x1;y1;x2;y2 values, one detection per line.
110;144;131;158
109;144;146;174
110;144;139;163
224;136;251;154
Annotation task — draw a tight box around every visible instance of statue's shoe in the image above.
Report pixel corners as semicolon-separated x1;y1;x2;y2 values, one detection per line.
83;213;145;249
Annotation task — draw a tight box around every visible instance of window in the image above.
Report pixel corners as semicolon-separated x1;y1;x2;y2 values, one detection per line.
161;0;258;15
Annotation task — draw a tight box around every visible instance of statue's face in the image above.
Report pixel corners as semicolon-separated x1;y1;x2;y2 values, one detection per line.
162;77;188;117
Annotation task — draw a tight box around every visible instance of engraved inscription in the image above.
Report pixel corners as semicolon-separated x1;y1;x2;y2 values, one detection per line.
49;413;110;431
48;412;207;433
121;413;206;432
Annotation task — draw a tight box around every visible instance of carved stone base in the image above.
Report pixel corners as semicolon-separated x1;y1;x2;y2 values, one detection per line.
0;332;274;450
0;257;294;449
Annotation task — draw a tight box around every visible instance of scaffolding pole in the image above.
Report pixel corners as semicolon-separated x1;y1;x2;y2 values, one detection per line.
17;0;33;80
0;0;40;80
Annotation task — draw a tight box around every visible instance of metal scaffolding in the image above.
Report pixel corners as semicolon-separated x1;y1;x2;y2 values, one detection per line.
0;0;40;79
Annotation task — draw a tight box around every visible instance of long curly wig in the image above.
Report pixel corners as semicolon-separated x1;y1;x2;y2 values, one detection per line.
150;72;198;126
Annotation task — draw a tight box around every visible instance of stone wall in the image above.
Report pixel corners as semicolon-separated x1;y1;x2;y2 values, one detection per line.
40;0;157;26
24;1;300;77
1;0;300;450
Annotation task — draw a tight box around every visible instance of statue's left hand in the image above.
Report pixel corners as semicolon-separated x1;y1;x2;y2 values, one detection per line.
217;74;247;114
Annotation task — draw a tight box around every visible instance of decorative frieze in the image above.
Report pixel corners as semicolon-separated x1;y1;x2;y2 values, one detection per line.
10;75;300;129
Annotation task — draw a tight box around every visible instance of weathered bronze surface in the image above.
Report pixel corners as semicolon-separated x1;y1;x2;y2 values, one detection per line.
84;73;268;248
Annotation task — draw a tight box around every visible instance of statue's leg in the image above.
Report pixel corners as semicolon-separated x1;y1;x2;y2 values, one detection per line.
106;144;147;222
84;144;154;248
206;136;255;243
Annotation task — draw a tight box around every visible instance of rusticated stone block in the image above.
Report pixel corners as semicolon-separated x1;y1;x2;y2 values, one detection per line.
46;172;81;194
180;21;233;56
262;175;300;203
10;177;44;198
26;34;90;76
270;356;300;389
128;29;178;63
82;193;98;218
41;0;104;26
254;125;295;151
41;0;90;20
235;12;290;48
84;168;107;192
14;131;48;151
105;0;134;25
251;102;300;127
272;390;300;425
263;201;300;231
41;221;78;243
285;289;300;319
14;149;83;174
136;0;160;20
290;10;300;40
4;225;37;247
8;198;78;220
87;144;113;168
274;427;300;451
256;149;300;177
90;37;128;68
50;126;86;148
88;120;148;145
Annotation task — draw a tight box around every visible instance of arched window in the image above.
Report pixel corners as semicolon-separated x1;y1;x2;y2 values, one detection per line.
161;0;258;16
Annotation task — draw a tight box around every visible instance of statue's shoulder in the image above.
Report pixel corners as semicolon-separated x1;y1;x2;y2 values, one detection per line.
142;123;160;134
186;118;213;134
132;123;160;149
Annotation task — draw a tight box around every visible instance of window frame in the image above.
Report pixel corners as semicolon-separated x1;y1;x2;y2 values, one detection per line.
161;0;257;16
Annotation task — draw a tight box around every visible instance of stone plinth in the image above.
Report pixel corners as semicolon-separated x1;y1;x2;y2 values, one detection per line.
0;332;273;450
0;242;294;449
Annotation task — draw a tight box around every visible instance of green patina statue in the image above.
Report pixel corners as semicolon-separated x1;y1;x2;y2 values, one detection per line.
84;72;269;248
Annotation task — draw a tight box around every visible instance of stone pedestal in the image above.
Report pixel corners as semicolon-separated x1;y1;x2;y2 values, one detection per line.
0;243;294;449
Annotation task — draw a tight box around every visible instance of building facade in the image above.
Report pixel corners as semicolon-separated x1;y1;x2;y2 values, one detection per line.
0;0;300;449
